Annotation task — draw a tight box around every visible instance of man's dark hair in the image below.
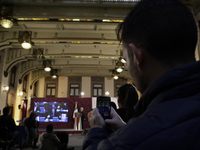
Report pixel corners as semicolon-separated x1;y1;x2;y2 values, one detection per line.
117;0;197;65
3;107;10;115
46;124;53;132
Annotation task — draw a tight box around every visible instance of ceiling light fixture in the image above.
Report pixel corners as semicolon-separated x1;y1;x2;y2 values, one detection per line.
0;19;13;28
115;60;125;73
18;31;33;49
51;69;58;78
43;60;52;72
119;49;126;63
0;5;14;28
33;48;45;61
113;75;119;80
112;70;119;80
21;41;32;49
52;75;57;79
44;67;51;72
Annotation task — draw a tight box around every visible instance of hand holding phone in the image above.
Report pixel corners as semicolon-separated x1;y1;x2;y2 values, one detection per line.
97;96;111;120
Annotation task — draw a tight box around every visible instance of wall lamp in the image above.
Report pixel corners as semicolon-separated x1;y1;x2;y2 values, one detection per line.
105;91;110;96
43;60;52;72
18;91;23;97
3;86;9;92
18;31;33;49
115;60;125;73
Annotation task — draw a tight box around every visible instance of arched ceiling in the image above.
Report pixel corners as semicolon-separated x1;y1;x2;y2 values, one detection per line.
0;0;200;82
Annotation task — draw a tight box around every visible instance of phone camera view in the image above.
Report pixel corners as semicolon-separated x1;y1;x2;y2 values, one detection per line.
97;96;111;119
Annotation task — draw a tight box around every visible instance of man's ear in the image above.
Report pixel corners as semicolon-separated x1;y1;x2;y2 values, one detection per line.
129;43;143;66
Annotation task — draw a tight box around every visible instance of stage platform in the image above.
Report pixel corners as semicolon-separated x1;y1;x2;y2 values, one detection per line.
38;128;89;134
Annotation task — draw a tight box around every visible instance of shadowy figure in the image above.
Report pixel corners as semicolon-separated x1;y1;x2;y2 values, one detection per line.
116;84;138;123
80;107;86;135
0;107;16;140
40;124;61;150
23;111;39;149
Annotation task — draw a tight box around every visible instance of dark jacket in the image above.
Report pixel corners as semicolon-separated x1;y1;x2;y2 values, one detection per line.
0;114;16;138
23;112;38;138
116;108;136;123
83;61;200;150
23;112;38;130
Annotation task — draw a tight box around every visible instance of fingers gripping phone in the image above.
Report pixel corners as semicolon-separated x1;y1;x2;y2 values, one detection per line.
97;96;111;120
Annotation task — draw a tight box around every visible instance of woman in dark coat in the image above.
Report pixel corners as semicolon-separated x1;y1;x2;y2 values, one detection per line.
116;84;138;123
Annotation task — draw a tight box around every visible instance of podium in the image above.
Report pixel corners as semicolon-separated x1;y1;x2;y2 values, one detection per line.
73;113;82;130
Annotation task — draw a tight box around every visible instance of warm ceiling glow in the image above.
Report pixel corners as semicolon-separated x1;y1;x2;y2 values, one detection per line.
44;67;51;72
0;19;13;28
21;42;32;49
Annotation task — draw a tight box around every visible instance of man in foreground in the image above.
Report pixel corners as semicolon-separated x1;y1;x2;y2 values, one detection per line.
83;0;200;149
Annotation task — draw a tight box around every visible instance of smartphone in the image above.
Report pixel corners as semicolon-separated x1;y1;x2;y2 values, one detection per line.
97;96;111;120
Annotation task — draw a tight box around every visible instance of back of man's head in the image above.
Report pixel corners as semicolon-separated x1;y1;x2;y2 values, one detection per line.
117;0;197;66
3;107;10;115
29;111;36;118
46;124;53;132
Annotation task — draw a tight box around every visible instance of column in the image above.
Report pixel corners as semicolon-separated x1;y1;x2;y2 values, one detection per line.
14;64;23;125
104;77;114;97
27;72;33;112
0;49;9;113
81;76;91;97
58;76;68;97
37;77;45;97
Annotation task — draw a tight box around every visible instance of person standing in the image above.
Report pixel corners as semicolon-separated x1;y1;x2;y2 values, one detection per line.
80;107;86;134
0;107;16;140
23;111;39;149
116;84;138;123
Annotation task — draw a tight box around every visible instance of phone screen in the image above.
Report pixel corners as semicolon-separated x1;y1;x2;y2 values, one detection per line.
97;96;111;119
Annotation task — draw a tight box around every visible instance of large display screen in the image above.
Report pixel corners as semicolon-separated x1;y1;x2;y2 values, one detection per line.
34;102;68;122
